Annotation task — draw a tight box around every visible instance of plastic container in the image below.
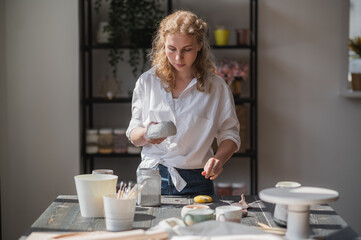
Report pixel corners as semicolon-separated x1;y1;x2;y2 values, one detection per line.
98;128;113;154
113;128;128;153
86;129;98;154
216;182;232;196
136;168;161;207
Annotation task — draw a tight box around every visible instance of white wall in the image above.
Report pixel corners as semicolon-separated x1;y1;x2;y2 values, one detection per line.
0;0;8;237
1;0;361;239
1;0;80;239
258;0;361;235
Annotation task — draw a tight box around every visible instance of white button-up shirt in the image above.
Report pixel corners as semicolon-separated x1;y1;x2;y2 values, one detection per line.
126;67;240;191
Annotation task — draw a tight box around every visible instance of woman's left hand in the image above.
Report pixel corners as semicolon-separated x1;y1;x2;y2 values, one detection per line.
202;157;224;180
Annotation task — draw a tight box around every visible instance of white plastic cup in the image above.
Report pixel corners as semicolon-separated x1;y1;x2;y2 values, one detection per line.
74;174;118;217
103;194;136;231
215;205;243;223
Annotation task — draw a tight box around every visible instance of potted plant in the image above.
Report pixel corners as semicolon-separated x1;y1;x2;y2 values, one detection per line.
95;0;165;78
348;35;361;91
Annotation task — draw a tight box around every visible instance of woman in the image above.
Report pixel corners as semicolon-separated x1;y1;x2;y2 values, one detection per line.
126;10;240;195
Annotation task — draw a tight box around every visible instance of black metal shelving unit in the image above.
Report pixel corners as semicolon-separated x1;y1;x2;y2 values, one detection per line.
80;0;258;194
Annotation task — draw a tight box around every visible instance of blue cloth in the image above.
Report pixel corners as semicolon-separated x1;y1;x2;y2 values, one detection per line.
158;164;214;196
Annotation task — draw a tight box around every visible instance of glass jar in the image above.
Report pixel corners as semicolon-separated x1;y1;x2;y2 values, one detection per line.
98;128;113;154
86;129;98;154
136;168;161;207
113;128;128;153
216;182;232;196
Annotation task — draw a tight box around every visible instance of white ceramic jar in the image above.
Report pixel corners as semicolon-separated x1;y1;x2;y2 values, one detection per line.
273;181;301;226
86;129;98;154
98;128;113;154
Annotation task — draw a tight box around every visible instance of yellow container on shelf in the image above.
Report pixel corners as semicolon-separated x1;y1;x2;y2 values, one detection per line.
214;29;230;46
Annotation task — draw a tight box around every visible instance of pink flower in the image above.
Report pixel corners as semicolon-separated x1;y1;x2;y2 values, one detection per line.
216;59;249;85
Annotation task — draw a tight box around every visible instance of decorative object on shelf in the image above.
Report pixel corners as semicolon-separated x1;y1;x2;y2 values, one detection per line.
235;28;249;46
236;105;248;153
216;182;232;196
97;21;110;43
214;25;230;46
98;128;114;154
86;129;99;154
99;74;122;99
94;0;165;78
113;128;128;153
231;182;247;196
348;35;361;91
231;77;242;97
92;169;114;174
216;59;249;97
351;73;361;90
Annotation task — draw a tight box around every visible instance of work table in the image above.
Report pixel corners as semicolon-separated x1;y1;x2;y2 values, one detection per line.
23;195;358;239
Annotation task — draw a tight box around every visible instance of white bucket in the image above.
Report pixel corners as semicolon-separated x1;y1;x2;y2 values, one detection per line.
74;174;118;217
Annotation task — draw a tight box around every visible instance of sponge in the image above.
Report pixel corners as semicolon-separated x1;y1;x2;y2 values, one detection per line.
146;121;177;139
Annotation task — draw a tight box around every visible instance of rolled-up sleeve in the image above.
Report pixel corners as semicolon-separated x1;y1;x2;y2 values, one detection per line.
126;79;144;140
216;85;241;151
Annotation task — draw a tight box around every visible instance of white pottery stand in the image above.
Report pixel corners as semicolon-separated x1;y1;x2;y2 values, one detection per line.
259;187;339;240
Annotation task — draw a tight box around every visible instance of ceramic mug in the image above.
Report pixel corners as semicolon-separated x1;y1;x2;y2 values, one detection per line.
215;205;243;223
181;204;210;217
182;209;214;226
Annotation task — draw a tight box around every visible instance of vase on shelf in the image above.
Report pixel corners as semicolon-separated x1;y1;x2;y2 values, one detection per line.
96;22;109;44
230;77;243;97
214;27;230;46
99;75;122;99
351;73;361;91
349;58;361;91
235;28;249;46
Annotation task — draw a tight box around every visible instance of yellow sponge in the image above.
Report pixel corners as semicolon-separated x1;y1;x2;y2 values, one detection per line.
194;195;212;203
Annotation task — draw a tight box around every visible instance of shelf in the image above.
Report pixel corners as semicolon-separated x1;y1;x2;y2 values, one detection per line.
81;0;258;194
340;89;361;98
233;151;256;158
85;44;151;50
85;44;253;51
85;97;254;105
85;153;141;158
234;97;256;105
85;97;132;104
211;44;253;50
85;151;255;158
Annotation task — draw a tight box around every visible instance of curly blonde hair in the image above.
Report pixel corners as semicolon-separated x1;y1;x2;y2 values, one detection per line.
149;10;216;92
